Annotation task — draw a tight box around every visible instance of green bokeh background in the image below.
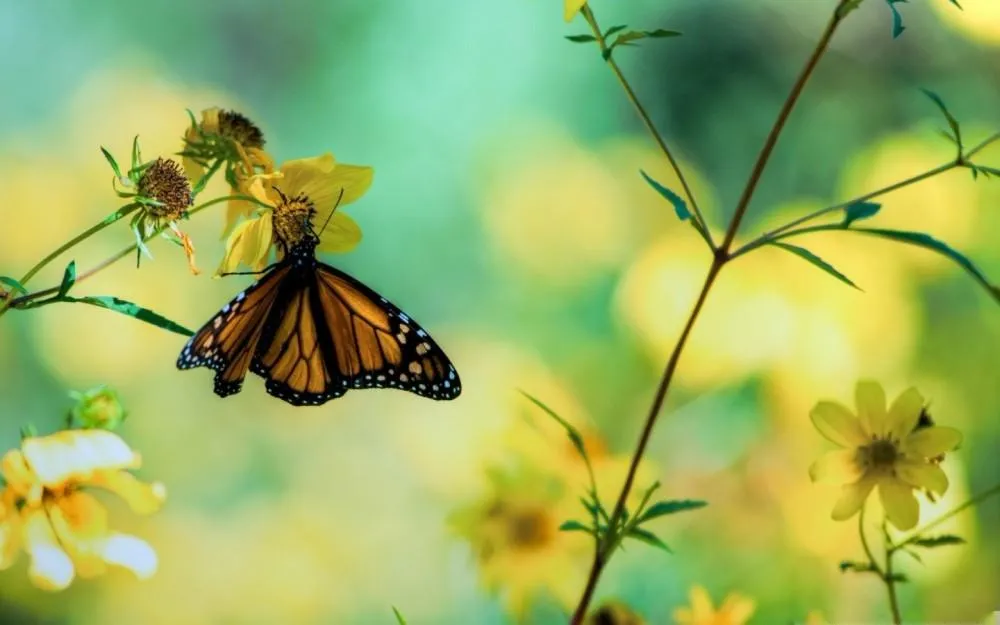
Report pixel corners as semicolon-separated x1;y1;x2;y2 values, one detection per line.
1;0;998;623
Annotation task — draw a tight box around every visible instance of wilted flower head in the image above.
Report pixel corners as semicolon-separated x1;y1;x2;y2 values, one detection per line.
127;157;198;274
69;385;126;430
0;429;166;591
672;585;756;625
809;380;962;530
216;153;373;275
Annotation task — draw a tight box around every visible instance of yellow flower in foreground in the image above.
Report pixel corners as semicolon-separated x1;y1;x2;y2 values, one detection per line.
180;106;274;233
565;0;587;22
216;153;373;275
673;586;756;625
808;380;962;530
0;429;166;591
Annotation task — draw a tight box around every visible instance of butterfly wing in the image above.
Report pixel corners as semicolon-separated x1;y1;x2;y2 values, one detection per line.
177;265;291;397
249;262;461;406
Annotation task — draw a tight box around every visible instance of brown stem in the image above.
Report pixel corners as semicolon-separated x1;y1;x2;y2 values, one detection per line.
718;1;848;254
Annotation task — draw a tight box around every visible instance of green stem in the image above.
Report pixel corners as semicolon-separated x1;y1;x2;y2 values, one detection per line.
5;195;254;309
580;4;714;250
730;131;1000;260
858;504;883;576
882;522;903;625
891;481;1000;552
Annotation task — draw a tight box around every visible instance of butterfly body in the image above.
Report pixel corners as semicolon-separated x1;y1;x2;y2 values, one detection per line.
178;235;461;406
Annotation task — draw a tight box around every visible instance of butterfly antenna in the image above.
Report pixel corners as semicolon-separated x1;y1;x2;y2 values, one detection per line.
314;188;346;237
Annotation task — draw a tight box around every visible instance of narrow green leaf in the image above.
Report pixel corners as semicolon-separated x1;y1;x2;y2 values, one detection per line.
0;276;28;295
887;573;909;583
57;261;77;298
640;170;690;221
850;228;1000;304
565;34;597;43
560;520;595;535
392;607;407;625
843;201;881;226
643;28;682;39
637;499;708;524
948;0;961;7
130;135;142;172
972;164;1000;179
921;89;962;152
902;548;924;564
100;147;123;179
911;534;966;548
839;560;876;573
64;295;194;336
518;390;589;463
886;0;907;38
603;24;627;38
101;203;140;226
625;527;673;553
769;242;861;291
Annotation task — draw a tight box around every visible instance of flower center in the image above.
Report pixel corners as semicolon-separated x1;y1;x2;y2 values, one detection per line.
858;437;900;472
506;507;554;550
272;190;317;250
218;110;265;149
137;158;193;220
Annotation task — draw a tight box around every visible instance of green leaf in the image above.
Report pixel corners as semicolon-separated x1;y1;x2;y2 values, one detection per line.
637;499;708;524
392;607;407;625
559;520;595;535
887;573;909;583
886;0;907;38
565;34;597;43
603;24;627;38
101;203;141;226
604;29;681;60
921;89;962;152
850;228;1000;304
64;295;194;336
0;276;28;295
970;164;1000;180
911;534;966;548
842;201;881;226
625;527;673;553
839;560;876;574
640;170;691;221
837;0;867;19
100;147;123;179
948;0;962;9
57;261;77;298
901;548;924;564
769;242;861;291
130;135;143;173
643;28;682;39
518;390;589;463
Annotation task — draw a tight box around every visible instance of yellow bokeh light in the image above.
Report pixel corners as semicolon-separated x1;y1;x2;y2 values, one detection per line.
932;0;1000;46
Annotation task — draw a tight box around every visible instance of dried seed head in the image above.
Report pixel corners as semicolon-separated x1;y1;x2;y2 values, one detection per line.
217;110;265;149
138;158;193;221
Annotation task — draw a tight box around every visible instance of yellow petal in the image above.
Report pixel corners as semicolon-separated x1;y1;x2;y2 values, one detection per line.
216;213;273;276
89;470;166;515
222;194;257;238
809;401;867;448
719;592;756;625
23;509;74;591
565;0;587;21
324;163;374;207
1;450;41;499
200;107;221;134
22;430;140;487
887;387;924;442
879;477;919;530
91;533;158;580
854;380;887;436
0;503;23;570
904;426;962;458
245;147;275;172
672;607;694;625
895;459;949;495
47;493;108;578
279;155;373;219
808;449;862;485
831;475;876;521
688;586;715;620
317;212;362;254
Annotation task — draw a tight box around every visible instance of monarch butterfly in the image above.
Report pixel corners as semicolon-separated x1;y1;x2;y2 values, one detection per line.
176;223;461;406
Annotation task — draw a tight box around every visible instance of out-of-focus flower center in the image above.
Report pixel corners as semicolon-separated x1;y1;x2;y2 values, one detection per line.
138;158;193;220
506;507;554;550
272;191;316;249
857;438;899;472
217;110;265;149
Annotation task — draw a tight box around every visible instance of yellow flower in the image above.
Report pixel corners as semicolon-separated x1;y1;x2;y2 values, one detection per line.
565;0;588;21
216;153;373;275
672;586;756;625
808;380;962;530
180;107;275;234
0;429;166;591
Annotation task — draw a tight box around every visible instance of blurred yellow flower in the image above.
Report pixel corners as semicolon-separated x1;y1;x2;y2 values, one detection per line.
565;0;587;21
587;600;646;624
808;380;962;530
803;610;827;625
181;107;275;234
672;585;756;625
932;0;1000;46
0;429;166;591
216;153;373;275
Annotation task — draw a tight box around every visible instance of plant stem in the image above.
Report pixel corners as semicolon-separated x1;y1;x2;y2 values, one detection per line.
882;523;903;625
891;481;1000;552
567;4;850;622
580;4;714;249
4;195;248;310
858;504;883;576
730;131;1000;259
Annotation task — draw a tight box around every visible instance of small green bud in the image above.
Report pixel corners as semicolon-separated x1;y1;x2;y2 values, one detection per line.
69;385;127;430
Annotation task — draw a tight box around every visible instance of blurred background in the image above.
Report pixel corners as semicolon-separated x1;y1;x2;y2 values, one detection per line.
1;0;999;623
